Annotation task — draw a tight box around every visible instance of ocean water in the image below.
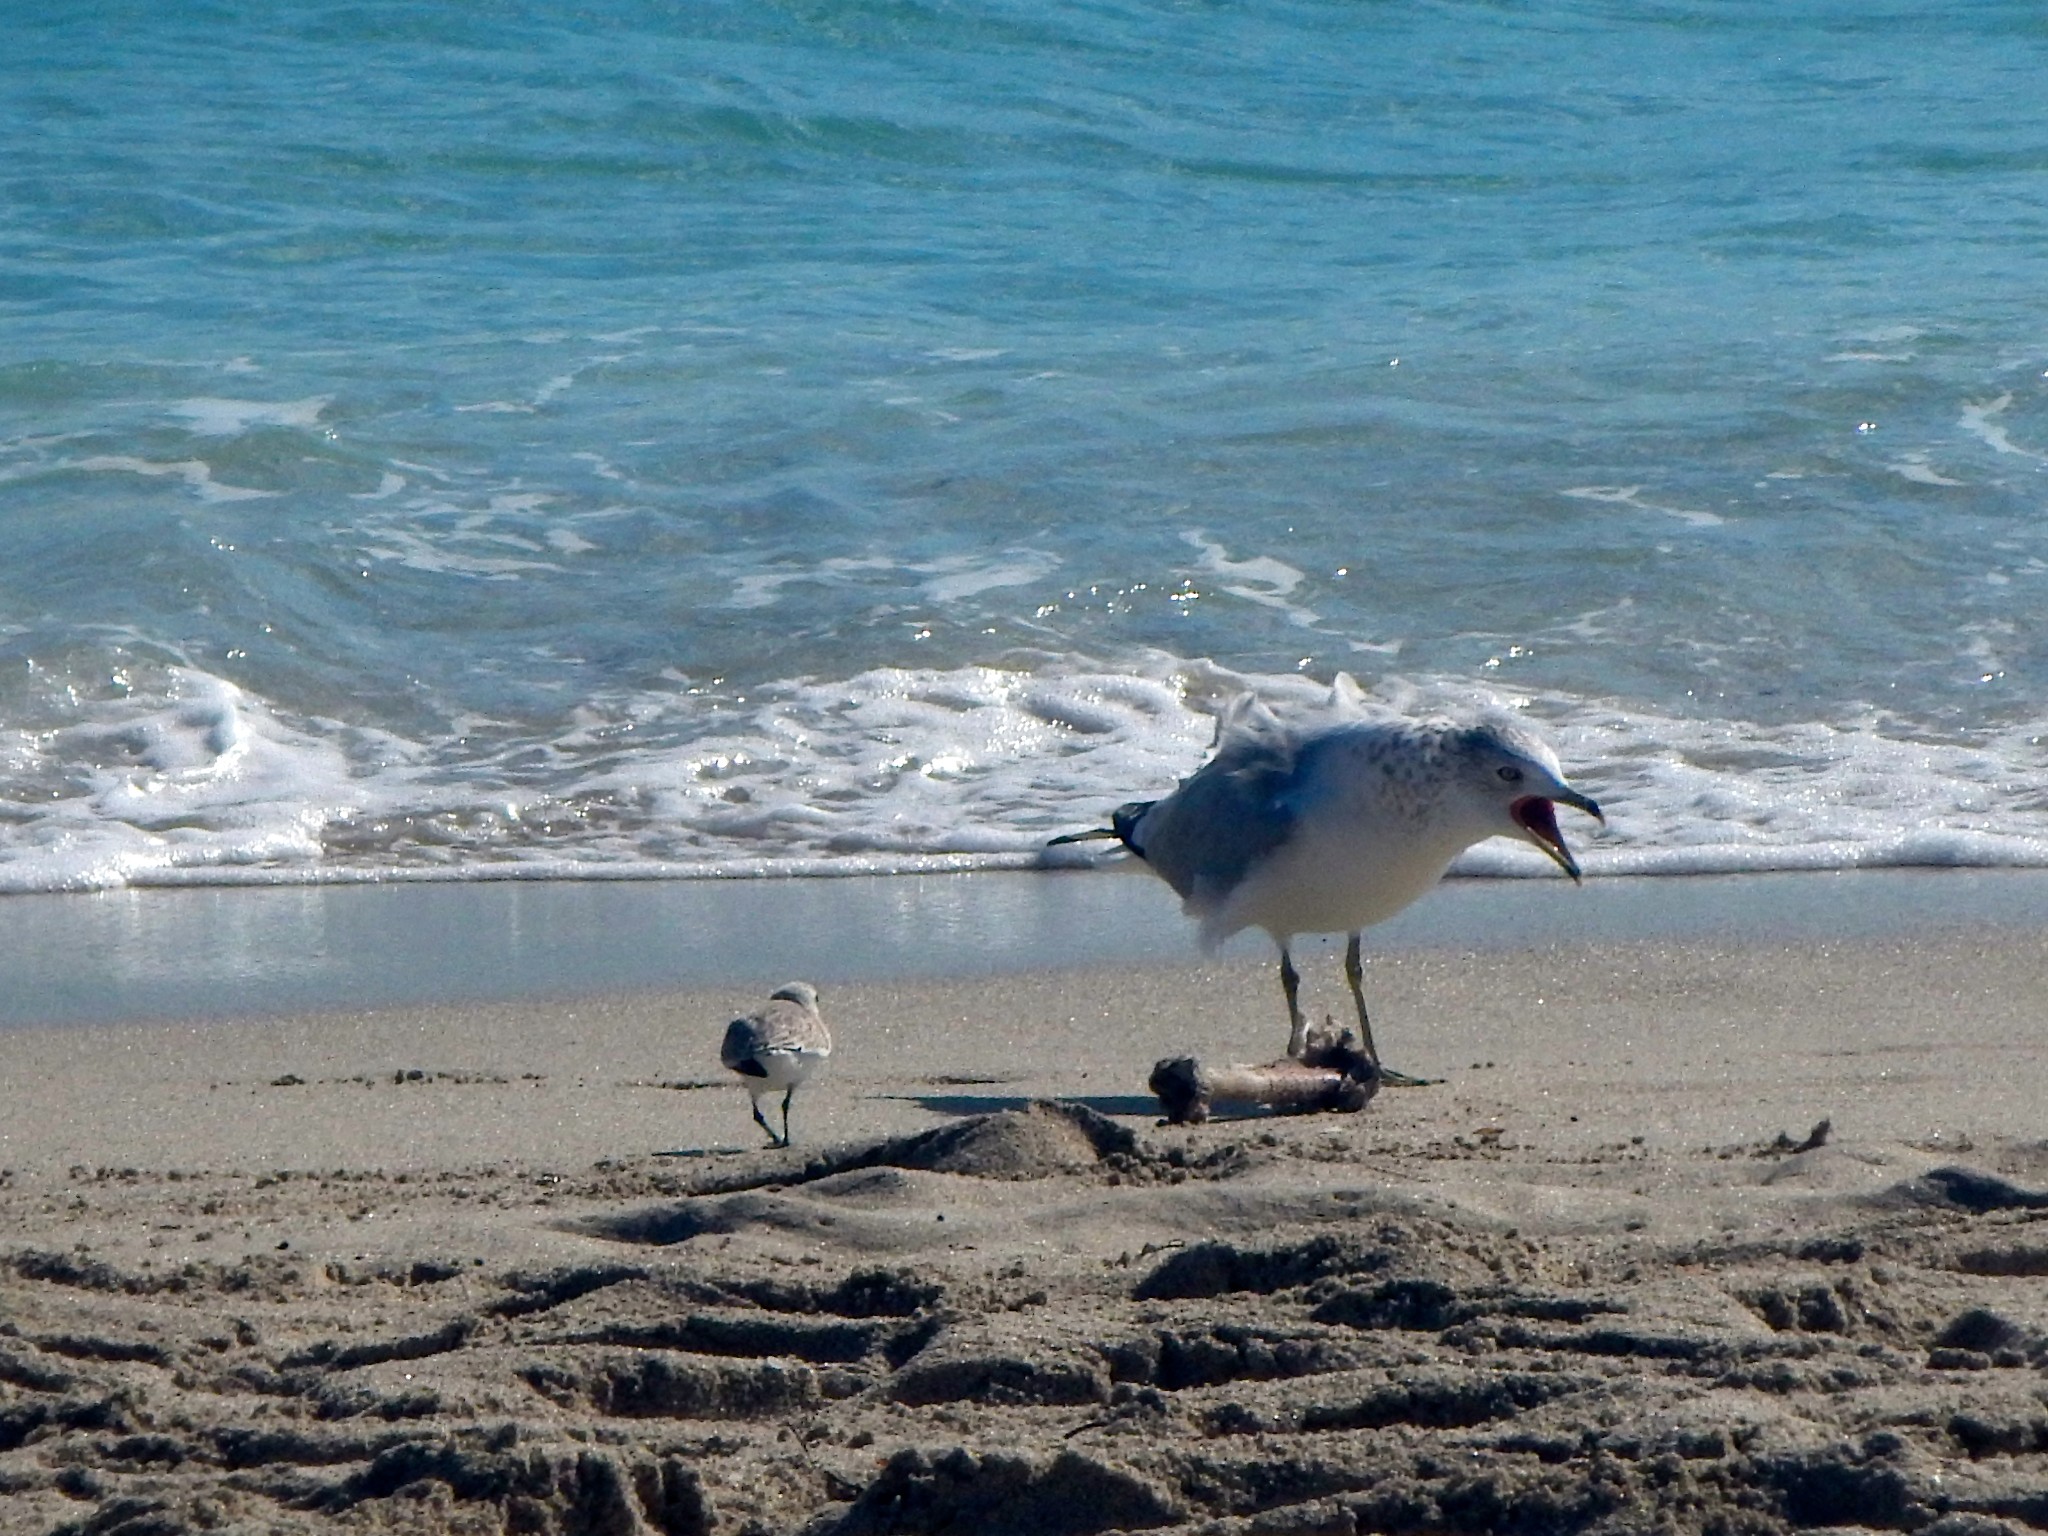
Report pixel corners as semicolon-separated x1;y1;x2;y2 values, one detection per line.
6;0;2048;894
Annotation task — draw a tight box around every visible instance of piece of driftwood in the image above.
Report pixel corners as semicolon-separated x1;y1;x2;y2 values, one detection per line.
1149;1022;1381;1125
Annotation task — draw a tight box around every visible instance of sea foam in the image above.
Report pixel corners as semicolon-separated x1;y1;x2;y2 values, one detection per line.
3;656;2047;893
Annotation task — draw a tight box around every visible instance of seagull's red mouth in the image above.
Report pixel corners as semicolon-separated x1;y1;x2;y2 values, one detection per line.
1512;794;1597;882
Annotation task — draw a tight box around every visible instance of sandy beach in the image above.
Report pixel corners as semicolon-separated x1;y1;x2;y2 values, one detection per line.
3;871;2048;1534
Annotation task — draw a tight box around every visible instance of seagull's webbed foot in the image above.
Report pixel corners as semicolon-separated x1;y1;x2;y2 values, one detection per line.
1374;1065;1441;1088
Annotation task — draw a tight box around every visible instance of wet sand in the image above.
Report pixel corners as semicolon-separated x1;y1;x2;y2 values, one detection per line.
3;872;2047;1533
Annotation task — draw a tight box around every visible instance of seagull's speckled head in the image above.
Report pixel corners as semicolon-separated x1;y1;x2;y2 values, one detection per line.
1450;718;1604;879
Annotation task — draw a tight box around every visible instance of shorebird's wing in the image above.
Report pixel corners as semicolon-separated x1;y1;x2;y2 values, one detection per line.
751;997;828;1054
719;1015;763;1071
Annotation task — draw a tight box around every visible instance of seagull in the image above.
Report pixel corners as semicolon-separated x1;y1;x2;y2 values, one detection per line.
1050;690;1602;1075
719;982;831;1147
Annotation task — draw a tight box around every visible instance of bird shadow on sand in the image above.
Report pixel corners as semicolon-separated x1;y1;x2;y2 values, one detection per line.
880;1092;1160;1119
648;1146;756;1160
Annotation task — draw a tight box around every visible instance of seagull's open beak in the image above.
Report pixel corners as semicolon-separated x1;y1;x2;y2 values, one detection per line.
1511;790;1603;883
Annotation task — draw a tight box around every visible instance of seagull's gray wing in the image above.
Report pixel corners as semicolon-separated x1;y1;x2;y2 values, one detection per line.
1127;732;1306;909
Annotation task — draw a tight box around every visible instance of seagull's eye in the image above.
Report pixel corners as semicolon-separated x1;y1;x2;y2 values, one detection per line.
1496;765;1523;783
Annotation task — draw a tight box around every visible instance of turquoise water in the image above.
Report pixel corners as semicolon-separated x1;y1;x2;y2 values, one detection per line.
5;2;2048;889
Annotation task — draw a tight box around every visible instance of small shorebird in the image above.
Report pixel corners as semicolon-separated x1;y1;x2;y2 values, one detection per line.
719;982;831;1148
1051;691;1602;1075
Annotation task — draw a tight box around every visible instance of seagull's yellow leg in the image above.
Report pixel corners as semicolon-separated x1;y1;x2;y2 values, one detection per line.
1279;944;1309;1059
1346;931;1436;1087
1342;932;1381;1061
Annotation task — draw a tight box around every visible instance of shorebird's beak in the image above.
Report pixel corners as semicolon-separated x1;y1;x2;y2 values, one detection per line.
1511;790;1602;883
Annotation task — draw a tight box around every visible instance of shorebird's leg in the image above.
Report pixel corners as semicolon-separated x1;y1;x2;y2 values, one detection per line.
750;1095;777;1144
1346;931;1437;1088
1342;932;1381;1063
1280;944;1309;1059
779;1089;795;1148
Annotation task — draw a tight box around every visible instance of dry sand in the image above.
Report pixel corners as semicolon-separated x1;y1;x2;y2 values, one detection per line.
2;886;2047;1534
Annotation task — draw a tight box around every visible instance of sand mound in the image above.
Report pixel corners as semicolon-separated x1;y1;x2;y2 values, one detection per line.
884;1100;1136;1181
579;1103;1142;1248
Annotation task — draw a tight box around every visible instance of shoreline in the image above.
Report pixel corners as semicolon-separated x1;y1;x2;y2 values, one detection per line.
6;863;2048;1031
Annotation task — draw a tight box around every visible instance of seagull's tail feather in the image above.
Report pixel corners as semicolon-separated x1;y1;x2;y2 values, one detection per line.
1045;826;1118;846
1046;799;1155;858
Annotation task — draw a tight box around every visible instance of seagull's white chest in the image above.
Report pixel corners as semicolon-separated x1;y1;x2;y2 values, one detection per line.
1203;745;1482;944
1214;805;1467;942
